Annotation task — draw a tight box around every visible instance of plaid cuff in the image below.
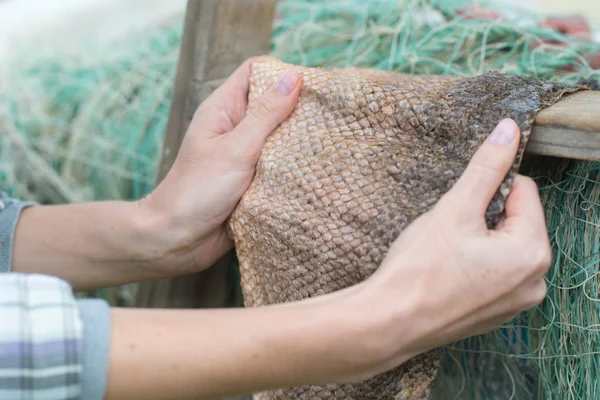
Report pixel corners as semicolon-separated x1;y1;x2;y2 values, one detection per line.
0;273;83;399
0;193;37;273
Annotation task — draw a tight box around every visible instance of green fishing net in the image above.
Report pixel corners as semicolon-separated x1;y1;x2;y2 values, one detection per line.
0;23;182;204
1;0;599;398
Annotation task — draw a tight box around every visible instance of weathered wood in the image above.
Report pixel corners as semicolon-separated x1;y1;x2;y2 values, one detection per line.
535;91;600;132
529;91;600;161
135;0;278;309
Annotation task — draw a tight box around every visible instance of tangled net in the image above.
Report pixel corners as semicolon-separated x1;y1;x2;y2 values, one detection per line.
0;0;599;398
0;23;182;204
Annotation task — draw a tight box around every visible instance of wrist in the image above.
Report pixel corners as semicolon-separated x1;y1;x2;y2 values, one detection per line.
346;274;428;375
279;282;420;384
10;200;188;290
126;198;191;277
245;287;387;388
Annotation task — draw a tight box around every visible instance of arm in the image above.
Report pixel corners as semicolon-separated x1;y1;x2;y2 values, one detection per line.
0;269;408;400
12;201;172;291
105;283;391;400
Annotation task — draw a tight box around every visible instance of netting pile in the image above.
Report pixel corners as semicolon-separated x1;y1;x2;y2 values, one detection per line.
0;0;599;398
0;23;182;204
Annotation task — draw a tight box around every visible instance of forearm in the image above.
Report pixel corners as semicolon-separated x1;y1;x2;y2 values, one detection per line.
11;201;170;291
105;284;403;400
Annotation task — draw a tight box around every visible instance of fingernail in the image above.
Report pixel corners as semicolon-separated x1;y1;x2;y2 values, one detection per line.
488;119;517;146
274;70;299;96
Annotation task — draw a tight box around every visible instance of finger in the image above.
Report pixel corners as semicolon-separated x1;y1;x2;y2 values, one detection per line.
224;69;302;165
501;176;548;238
502;278;548;315
190;58;254;136
494;214;506;230
479;313;520;333
498;277;549;316
442;119;521;217
525;278;548;309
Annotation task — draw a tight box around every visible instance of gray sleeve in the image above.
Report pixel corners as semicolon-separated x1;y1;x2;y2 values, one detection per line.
77;299;111;400
0;193;37;273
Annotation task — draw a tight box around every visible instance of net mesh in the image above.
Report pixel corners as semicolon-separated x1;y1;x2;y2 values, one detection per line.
0;23;182;204
0;0;599;398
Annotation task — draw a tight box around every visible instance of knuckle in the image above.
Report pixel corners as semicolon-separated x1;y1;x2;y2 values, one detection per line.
526;280;548;308
538;246;553;270
518;234;552;276
520;175;538;190
191;101;208;121
531;242;553;275
225;140;260;167
517;175;540;196
470;158;507;177
250;95;279;122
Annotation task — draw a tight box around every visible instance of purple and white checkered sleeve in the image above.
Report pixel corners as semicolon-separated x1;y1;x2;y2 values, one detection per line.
0;193;111;400
0;273;84;399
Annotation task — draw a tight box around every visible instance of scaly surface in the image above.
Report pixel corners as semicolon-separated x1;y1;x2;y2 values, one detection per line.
228;56;582;399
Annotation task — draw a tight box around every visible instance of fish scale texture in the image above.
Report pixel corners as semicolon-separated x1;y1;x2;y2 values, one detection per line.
228;56;582;399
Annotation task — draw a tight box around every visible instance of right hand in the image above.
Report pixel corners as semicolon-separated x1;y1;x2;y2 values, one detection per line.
353;118;552;377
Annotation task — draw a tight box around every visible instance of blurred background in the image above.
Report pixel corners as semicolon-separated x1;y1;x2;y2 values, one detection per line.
0;0;186;60
0;0;599;61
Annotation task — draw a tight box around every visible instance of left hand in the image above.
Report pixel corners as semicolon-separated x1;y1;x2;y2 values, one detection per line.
141;58;302;274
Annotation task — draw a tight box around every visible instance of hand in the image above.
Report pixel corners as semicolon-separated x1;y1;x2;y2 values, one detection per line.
349;118;552;378
101;120;552;400
141;59;303;274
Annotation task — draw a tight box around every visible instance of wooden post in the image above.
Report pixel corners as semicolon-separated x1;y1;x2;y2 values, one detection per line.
135;0;278;309
529;91;600;161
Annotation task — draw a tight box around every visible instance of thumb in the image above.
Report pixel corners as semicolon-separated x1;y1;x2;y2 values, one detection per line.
225;69;302;164
443;118;521;216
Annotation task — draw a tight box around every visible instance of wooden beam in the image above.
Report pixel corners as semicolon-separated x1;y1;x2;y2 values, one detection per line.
135;0;278;309
529;91;600;161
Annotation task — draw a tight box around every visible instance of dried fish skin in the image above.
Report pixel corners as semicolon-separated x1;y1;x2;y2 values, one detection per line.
228;56;583;400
